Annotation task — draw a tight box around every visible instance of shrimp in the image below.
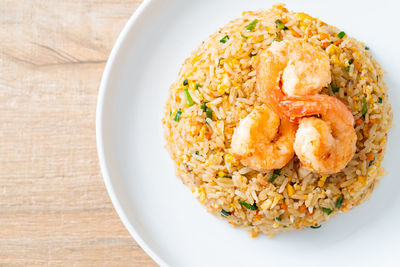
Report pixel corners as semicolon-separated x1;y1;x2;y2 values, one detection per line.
257;38;331;118
256;38;357;174
288;95;357;174
230;104;297;172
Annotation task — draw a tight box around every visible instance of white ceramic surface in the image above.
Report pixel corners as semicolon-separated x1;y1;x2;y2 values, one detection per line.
96;0;400;266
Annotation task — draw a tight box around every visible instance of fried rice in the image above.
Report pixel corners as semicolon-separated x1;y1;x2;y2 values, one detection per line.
162;4;392;237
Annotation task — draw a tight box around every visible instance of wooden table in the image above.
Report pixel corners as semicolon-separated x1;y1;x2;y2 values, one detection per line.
0;0;157;265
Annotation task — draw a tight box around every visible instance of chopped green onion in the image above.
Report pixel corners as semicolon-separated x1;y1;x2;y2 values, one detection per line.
349;58;354;64
345;65;350;72
369;157;375;166
275;19;288;30
169;111;172;116
273;38;282;42
331;83;340;93
365;46;370;50
220;35;230;44
221;209;231;217
336;196;344;209
245;19;258;32
239;201;258;210
195;83;201;90
183;88;194;106
275;217;282;222
361;97;368;115
241;34;248;39
183;79;188;86
218;57;224;65
268;176;278;183
273;169;282;175
201;102;213;120
206;108;213;120
310;225;321;229
322;208;333;215
337;31;345;39
195;151;200;155
378;97;383;103
376;75;379;82
173;108;182;122
268;168;282;183
283;225;288;228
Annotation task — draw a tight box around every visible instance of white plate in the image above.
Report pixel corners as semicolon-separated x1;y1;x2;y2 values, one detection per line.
96;0;400;266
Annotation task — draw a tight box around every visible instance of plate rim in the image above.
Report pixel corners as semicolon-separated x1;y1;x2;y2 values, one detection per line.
96;0;167;265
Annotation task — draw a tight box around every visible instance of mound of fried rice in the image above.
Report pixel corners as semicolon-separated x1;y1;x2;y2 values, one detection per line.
162;4;392;237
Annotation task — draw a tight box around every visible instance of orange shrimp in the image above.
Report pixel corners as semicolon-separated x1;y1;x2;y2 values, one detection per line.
231;105;297;172
287;95;357;174
257;39;331;116
256;39;357;174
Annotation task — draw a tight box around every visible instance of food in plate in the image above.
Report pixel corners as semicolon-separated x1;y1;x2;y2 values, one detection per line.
162;4;392;237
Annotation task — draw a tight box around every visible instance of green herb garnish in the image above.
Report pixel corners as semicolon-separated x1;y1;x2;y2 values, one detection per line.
206;108;213;120
245;19;259;32
275;217;282;222
336;196;344;209
378;97;383;103
365;46;370;50
331;83;340;93
183;88;194;106
173;108;182;122
268;168;282;183
218;57;224;66
268;176;278;183
349;58;354;65
241;34;248;39
345;65;350;72
310;225;321;229
275;19;288;30
195;83;201;90
369;157;375;166
183;79;188;86
361;97;368;116
201;102;213;120
283;225;288;228
322;208;333;215
220;35;230;44
221;209;232;217
239;201;258;210
337;31;345;39
273;38;282;42
377;75;379;82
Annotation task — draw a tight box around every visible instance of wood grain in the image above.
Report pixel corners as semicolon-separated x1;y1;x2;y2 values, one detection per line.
0;0;157;265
